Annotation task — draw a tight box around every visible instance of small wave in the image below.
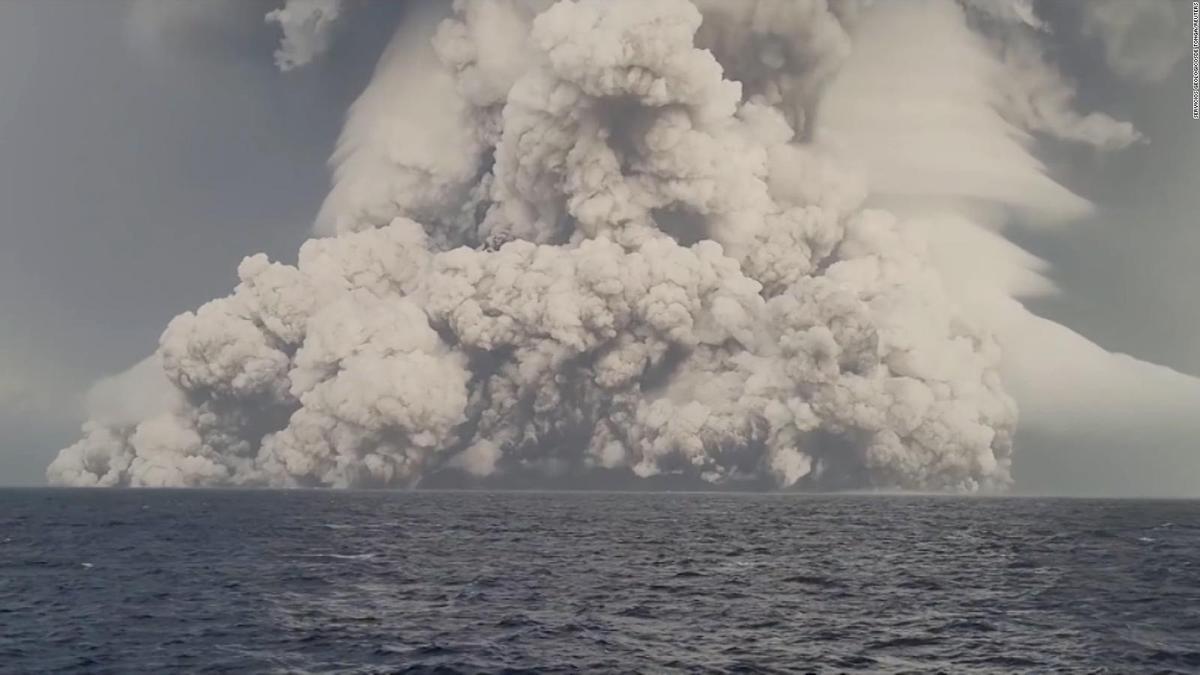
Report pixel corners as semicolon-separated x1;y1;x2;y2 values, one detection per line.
616;604;656;618
868;635;943;650
780;574;841;588
933;619;997;634
833;654;880;669
897;578;944;591
495;614;537;628
289;553;376;560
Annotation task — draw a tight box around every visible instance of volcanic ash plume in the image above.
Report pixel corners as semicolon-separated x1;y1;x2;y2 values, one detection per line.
266;0;345;72
49;0;1019;490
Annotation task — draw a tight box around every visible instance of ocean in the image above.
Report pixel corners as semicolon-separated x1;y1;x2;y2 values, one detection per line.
1;490;1197;673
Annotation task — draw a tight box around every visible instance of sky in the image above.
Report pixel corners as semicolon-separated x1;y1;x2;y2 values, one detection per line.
0;0;1197;494
0;0;404;484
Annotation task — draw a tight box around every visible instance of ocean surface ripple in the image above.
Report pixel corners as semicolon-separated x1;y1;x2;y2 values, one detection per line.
2;491;1198;673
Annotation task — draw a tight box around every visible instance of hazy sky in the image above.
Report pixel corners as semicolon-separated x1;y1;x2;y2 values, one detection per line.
0;0;401;483
0;0;1197;493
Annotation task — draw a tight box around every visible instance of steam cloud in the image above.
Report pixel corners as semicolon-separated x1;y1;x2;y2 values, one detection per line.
49;0;1142;491
266;0;346;71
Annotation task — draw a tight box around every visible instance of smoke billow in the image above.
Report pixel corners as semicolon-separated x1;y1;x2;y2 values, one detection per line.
266;0;346;71
50;0;1141;491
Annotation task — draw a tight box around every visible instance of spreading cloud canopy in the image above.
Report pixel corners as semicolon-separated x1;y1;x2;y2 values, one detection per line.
46;0;1199;493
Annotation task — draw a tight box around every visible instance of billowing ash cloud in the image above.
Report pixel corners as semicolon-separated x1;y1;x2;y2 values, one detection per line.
51;0;1145;491
266;0;346;71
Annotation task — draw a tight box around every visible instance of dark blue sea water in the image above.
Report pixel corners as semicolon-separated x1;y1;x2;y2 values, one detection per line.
1;490;1198;673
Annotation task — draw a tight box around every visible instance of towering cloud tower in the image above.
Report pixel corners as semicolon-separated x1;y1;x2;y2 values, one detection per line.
49;0;1149;491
